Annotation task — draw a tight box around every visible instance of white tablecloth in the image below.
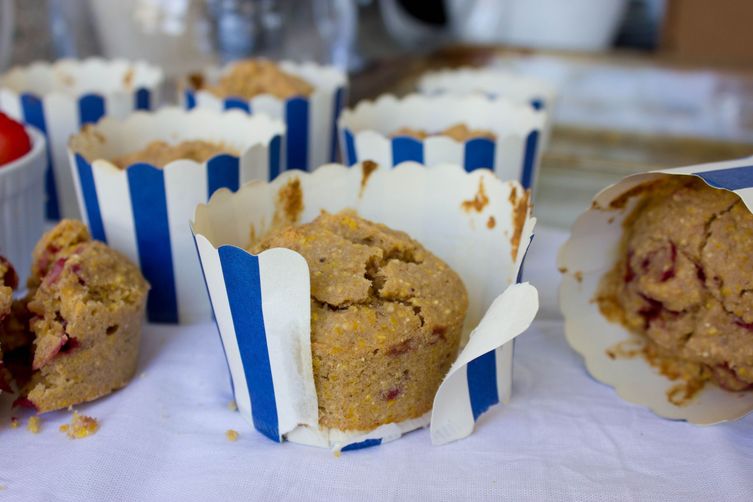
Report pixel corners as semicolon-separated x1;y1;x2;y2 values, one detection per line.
1;227;751;501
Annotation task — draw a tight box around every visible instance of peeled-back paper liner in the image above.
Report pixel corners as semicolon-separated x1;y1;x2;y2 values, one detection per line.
0;58;163;220
338;94;546;190
181;60;347;172
68;107;285;324
558;157;753;425
192;162;539;451
0;127;46;285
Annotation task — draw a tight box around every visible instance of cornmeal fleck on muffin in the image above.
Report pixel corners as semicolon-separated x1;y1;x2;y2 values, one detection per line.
392;123;496;141
110;140;238;169
201;59;314;100
252;210;468;431
597;177;753;402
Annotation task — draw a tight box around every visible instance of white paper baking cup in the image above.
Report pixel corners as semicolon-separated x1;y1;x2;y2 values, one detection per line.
0;127;46;286
0;58;163;221
68;107;285;324
182;61;347;172
559;157;753;425
192;161;539;451
338;94;546;190
417;67;557;113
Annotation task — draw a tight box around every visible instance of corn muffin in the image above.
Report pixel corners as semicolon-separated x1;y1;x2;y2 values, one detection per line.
15;220;149;412
198;59;314;100
392;124;496;142
110;140;239;169
0;256;18;392
252;211;468;431
597;177;753;399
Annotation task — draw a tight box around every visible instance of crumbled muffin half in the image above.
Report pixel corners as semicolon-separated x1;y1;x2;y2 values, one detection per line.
9;220;149;413
598;177;753;401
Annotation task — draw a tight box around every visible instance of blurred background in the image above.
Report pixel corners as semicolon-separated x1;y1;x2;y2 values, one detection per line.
3;0;753;228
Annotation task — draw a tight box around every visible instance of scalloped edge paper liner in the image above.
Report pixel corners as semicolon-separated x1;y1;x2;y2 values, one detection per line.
192;162;538;450
416;68;557;147
67;108;283;324
0;128;46;285
338;94;546;190
558;156;753;425
182;61;347;172
0;58;163;220
417;67;556;111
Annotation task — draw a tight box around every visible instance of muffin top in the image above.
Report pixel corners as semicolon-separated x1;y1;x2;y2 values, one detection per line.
598;176;753;394
392;123;496;142
202;59;314;100
27;220;149;370
251;210;468;354
111;140;238;169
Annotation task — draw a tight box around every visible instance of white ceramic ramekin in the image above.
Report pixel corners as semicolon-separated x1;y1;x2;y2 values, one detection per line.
0;127;46;285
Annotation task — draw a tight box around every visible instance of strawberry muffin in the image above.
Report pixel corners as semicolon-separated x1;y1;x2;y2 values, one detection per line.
0;256;18;392
392;124;496;141
252;211;468;431
197;59;314;100
16;220;149;412
109;140;238;169
598;177;753;397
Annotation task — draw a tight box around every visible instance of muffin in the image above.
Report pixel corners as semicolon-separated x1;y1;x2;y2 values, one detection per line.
0;256;18;392
252;210;468;431
198;59;314;100
597;177;753;398
339;94;545;186
109;140;238;169
68;107;283;324
16;220;149;412
392;124;496;142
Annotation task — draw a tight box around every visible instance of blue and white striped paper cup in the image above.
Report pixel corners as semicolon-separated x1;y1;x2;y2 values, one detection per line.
0;58;163;220
417;67;557;147
559;157;753;425
182;60;347;172
0;127;46;286
192;162;539;451
417;66;557;113
68;107;285;324
338;94;546;191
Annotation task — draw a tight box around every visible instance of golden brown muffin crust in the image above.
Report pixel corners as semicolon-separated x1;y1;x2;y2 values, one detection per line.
203;59;314;100
110;140;238;169
392;123;496;141
252;210;468;431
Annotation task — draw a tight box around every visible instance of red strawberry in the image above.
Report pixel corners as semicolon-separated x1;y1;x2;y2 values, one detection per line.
0;112;32;167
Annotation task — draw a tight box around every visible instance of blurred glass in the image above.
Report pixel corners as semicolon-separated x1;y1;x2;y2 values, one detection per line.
46;0;358;77
0;0;14;71
207;0;358;70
